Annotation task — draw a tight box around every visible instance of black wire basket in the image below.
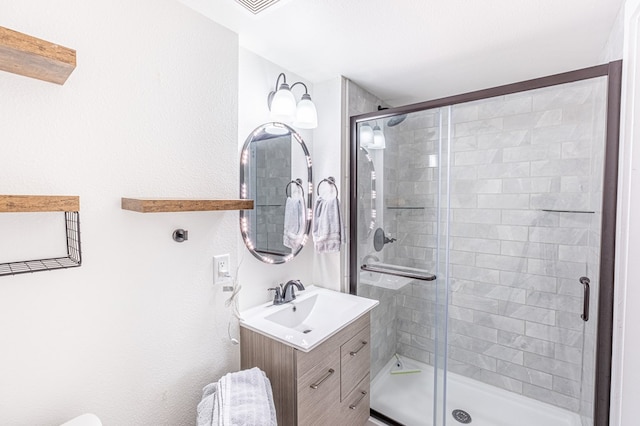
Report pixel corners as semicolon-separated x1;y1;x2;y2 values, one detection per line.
0;211;82;276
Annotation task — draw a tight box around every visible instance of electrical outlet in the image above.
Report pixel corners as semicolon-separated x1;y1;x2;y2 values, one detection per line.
213;254;232;285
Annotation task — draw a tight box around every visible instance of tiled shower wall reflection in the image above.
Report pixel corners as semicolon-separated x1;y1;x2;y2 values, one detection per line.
363;78;607;414
347;79;397;379
254;136;291;253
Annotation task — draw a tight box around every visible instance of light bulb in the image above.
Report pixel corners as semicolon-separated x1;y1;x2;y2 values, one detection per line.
370;125;386;149
360;124;374;147
265;122;289;135
294;94;318;129
269;83;296;123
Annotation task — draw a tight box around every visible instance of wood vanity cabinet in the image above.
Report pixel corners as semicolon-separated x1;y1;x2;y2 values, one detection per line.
240;313;371;426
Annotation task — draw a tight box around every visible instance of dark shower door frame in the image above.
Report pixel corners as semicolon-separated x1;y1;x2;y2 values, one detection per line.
349;60;622;426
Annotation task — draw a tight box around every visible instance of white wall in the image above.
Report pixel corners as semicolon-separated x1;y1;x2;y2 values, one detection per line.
613;1;640;425
236;48;317;309
311;77;345;292
0;1;240;425
601;5;625;63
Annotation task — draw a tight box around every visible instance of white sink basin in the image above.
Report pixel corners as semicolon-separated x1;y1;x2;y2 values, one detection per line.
240;286;378;352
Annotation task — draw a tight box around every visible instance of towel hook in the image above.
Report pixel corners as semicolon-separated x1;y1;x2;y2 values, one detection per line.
317;176;338;198
286;178;304;197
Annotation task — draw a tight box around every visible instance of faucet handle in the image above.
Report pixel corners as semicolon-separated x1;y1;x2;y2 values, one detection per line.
267;287;284;305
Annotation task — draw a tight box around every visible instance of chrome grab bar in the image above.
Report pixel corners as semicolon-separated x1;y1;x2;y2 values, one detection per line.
310;368;335;390
580;276;590;322
349;391;368;410
361;264;436;281
349;341;368;357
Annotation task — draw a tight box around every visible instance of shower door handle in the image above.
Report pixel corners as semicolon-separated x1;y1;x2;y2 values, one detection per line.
579;276;590;322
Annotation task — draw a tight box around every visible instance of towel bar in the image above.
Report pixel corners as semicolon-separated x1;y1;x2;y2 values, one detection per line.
361;263;436;281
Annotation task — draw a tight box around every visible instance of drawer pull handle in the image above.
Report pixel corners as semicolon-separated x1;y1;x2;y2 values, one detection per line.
350;341;368;356
349;391;368;410
310;368;335;390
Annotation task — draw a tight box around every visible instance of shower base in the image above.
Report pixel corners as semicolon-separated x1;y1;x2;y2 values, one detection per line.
370;355;580;426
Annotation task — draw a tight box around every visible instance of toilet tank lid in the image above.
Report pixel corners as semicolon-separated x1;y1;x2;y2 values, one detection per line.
60;414;102;426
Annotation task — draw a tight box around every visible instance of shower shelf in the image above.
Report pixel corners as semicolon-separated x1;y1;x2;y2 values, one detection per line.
0;195;81;277
541;209;595;214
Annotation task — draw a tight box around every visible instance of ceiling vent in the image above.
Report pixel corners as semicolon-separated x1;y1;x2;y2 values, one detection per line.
235;0;281;14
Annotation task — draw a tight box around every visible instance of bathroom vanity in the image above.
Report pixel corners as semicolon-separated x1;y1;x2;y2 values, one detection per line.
239;286;377;425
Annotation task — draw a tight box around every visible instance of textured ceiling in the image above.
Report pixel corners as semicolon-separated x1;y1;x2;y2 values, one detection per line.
178;0;623;106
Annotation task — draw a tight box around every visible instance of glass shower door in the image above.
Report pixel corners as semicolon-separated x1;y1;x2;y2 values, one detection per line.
443;77;608;426
355;107;449;426
351;66;617;426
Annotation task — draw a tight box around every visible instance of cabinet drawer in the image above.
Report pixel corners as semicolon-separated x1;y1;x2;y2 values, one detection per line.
297;338;340;385
297;313;370;378
340;325;370;400
297;356;341;426
340;374;370;426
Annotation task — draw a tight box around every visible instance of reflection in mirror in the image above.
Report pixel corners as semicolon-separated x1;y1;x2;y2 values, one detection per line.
240;122;312;264
358;147;377;241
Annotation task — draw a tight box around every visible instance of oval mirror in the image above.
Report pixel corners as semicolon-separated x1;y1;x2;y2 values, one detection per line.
240;122;312;264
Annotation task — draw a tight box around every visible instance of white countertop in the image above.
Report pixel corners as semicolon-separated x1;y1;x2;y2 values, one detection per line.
239;285;378;352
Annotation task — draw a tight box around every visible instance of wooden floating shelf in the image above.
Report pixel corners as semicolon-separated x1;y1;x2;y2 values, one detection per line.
0;195;79;212
121;198;254;213
0;26;76;85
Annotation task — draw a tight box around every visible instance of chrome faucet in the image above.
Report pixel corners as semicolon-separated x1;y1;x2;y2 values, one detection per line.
268;280;305;305
282;279;305;303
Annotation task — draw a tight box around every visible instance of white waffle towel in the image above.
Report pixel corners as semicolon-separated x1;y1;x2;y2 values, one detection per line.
197;367;276;426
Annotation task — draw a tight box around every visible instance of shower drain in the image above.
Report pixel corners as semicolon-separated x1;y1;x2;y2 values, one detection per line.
452;409;472;424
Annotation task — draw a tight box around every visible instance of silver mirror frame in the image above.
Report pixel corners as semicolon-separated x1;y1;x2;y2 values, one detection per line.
239;122;313;264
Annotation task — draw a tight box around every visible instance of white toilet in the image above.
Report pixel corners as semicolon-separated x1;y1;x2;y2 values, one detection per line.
59;414;102;426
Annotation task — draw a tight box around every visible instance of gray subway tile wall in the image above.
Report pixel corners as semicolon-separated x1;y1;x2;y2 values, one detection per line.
254;136;292;253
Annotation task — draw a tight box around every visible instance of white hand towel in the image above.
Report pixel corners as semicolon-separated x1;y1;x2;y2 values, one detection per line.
197;367;276;426
312;196;345;253
196;382;218;426
283;195;305;249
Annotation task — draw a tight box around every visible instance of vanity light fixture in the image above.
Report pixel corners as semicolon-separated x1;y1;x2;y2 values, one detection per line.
267;73;318;129
360;121;385;149
359;123;374;147
370;122;386;150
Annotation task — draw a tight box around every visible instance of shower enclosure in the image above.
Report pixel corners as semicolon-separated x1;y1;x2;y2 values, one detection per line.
350;62;621;426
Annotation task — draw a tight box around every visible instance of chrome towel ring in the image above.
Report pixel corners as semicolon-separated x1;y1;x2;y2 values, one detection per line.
286;178;304;197
317;176;338;197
